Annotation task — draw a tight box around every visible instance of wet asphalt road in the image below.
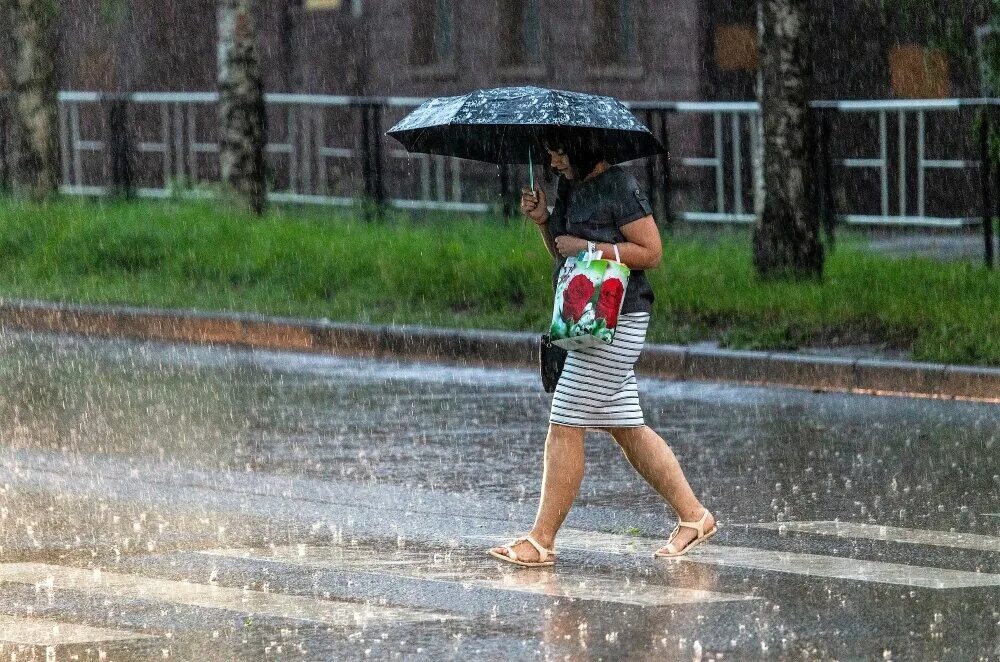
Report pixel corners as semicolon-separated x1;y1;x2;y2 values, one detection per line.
0;330;999;660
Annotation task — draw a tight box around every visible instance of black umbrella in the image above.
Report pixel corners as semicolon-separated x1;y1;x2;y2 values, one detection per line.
386;86;665;169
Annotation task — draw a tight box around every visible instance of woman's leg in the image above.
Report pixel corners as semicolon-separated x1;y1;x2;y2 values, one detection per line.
608;425;714;553
491;423;586;562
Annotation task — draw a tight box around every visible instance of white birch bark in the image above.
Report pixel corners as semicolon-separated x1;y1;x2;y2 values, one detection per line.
753;0;824;279
217;0;267;214
9;0;60;200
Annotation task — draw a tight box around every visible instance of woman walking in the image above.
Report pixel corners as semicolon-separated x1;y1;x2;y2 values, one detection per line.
489;134;717;567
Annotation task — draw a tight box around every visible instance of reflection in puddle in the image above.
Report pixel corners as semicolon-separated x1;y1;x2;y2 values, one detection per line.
201;545;755;607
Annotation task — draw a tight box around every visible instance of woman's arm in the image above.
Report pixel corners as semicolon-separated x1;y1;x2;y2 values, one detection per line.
521;186;559;260
536;221;559;260
608;215;662;269
554;215;662;270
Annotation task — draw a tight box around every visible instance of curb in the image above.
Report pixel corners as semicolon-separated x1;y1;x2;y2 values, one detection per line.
1;298;997;403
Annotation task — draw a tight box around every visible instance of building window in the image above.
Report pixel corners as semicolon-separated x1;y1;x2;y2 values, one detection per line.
411;0;455;67
592;0;636;66
889;44;950;99
499;0;541;67
80;47;115;90
715;24;758;72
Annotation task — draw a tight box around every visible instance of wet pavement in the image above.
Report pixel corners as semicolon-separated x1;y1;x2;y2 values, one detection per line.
0;330;998;660
865;232;999;263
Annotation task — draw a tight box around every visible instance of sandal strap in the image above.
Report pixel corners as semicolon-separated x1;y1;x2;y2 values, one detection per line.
676;510;711;537
522;535;556;561
504;535;556;563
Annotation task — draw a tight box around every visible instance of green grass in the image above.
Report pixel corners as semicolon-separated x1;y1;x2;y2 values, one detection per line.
0;197;998;366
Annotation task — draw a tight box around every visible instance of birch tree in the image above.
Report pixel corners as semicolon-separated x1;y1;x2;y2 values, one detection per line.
6;0;60;200
217;0;268;215
753;0;824;280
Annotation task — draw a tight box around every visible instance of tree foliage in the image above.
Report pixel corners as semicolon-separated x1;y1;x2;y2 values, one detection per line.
880;0;1000;149
878;0;997;82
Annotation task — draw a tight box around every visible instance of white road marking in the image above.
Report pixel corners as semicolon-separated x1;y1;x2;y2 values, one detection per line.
463;573;748;607
200;546;755;607
675;544;1000;589
515;528;1000;589
0;614;154;646
541;529;659;556
752;520;1000;553
0;563;453;626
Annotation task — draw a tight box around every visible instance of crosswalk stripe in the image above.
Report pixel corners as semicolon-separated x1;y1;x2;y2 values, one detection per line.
752;520;1000;553
674;544;1000;589
0;614;154;646
463;574;748;607
0;563;454;626
200;546;756;607
525;528;1000;589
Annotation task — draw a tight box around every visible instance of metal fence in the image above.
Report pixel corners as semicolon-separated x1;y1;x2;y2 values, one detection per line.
0;92;998;264
47;91;504;214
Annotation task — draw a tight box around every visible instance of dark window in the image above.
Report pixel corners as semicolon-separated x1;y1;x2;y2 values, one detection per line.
411;0;455;66
592;0;636;65
499;0;542;67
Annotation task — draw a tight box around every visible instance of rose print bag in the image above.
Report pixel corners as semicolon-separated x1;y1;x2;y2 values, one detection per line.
548;244;631;350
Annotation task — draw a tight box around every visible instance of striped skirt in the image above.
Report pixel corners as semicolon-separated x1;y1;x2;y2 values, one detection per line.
549;312;650;429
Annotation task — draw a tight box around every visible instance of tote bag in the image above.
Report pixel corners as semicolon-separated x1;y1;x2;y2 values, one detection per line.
548;244;630;350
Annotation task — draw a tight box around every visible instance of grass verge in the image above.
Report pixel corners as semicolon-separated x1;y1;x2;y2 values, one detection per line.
0;197;997;366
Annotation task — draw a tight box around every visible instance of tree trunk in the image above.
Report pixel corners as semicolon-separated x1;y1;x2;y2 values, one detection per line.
9;0;60;201
753;0;823;280
217;0;267;215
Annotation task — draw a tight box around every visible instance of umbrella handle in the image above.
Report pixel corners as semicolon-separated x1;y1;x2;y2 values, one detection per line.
528;147;535;199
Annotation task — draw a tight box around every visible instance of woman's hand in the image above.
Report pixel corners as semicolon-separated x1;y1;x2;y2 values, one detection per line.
554;235;588;257
520;186;549;225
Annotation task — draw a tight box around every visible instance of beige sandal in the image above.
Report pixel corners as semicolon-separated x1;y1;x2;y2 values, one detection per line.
653;510;718;558
488;535;558;567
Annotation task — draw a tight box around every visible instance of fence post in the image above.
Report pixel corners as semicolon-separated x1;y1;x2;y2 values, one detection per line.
809;106;821;229
499;163;513;220
659;110;674;231
820;109;836;250
370;102;386;213
359;101;385;221
981;107;994;269
359;102;371;216
643;108;656;215
993;107;1000;271
107;94;134;199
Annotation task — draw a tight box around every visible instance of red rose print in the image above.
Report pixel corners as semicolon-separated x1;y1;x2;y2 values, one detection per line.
562;274;595;322
595;278;625;328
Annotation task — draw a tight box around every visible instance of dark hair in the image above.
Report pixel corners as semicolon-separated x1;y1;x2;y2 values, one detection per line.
540;129;606;180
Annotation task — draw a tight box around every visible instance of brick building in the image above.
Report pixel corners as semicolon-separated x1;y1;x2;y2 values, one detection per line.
0;1;988;101
0;1;990;224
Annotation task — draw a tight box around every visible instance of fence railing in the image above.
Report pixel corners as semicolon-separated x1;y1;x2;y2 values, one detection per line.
0;92;997;266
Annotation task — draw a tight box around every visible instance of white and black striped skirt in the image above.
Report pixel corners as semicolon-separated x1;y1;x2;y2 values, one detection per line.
549;312;650;429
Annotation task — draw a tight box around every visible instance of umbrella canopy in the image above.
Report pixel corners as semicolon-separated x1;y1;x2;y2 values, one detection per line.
386;86;665;165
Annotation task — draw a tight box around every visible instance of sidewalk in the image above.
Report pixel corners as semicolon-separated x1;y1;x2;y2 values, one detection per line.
1;297;997;403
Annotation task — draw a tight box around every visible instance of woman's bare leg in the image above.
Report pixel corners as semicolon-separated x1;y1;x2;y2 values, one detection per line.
608;425;714;553
490;423;586;562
